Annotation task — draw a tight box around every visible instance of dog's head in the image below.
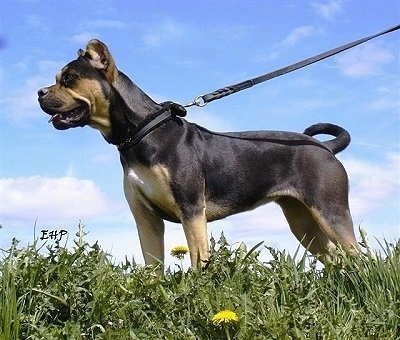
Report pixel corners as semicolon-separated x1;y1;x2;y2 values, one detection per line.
38;39;118;133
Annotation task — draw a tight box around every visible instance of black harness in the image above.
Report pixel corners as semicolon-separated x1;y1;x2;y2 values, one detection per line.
117;101;334;154
117;102;187;151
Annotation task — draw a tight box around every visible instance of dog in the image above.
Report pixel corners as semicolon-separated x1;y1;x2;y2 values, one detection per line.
38;39;358;270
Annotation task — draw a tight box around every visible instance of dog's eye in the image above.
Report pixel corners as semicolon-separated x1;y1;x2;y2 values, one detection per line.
61;73;78;87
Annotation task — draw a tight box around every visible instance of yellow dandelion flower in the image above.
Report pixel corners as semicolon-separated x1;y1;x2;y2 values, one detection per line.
170;245;189;259
212;310;239;326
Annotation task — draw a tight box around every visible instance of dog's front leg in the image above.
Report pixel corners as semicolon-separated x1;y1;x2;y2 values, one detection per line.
136;214;165;269
130;199;165;272
182;211;209;268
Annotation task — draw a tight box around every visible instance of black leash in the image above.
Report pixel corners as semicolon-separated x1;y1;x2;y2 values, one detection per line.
118;24;399;150
185;24;400;108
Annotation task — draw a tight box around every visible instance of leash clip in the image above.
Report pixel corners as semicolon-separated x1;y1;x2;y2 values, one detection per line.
184;95;207;108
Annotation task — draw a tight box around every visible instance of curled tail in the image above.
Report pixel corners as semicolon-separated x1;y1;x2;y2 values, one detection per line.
304;123;351;154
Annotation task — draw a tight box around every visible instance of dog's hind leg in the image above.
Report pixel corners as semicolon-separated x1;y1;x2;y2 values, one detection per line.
309;202;359;258
278;197;336;262
277;197;357;263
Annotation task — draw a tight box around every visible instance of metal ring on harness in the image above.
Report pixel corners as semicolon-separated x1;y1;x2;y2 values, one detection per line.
184;95;207;108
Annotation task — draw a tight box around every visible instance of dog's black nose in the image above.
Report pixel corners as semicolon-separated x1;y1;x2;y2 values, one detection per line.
38;87;49;98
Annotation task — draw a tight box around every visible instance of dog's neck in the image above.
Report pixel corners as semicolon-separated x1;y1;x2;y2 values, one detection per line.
103;71;163;146
114;71;162;120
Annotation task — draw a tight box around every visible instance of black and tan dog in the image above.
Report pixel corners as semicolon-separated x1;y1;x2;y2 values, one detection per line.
38;39;358;269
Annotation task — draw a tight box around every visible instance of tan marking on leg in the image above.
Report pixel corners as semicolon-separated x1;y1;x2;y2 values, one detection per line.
278;197;336;262
309;206;358;254
124;175;166;273
135;210;165;269
278;195;358;263
182;212;209;268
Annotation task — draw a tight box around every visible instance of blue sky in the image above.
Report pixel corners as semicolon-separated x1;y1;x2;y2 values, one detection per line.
1;0;399;267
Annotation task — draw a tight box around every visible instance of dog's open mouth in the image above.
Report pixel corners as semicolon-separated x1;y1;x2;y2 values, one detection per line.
47;104;90;130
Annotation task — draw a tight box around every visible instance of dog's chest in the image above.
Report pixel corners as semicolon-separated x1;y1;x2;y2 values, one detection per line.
124;164;180;218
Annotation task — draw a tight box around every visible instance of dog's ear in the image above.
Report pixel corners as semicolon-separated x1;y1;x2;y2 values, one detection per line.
78;39;118;83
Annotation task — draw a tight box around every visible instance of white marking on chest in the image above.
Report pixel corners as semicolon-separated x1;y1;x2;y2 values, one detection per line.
127;168;146;186
124;164;181;219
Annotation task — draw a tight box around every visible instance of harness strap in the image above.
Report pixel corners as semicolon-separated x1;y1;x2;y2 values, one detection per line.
186;24;400;107
117;102;187;150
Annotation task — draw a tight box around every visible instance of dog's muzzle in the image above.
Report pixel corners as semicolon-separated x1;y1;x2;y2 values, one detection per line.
38;87;90;130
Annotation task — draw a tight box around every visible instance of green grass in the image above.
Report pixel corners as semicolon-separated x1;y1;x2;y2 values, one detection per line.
1;224;399;339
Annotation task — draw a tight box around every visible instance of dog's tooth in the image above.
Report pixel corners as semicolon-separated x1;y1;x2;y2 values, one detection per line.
48;113;59;123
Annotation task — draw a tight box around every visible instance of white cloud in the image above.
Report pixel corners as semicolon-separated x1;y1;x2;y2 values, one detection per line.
254;25;320;62
311;0;343;20
82;19;128;30
85;225;142;264
1;75;47;122
1;60;63;122
25;14;49;31
65;162;76;177
336;44;393;77
90;148;117;164
228;205;288;236
189;107;237;131
36;60;63;74
143;20;183;47
283;25;317;46
0;176;118;226
342;153;399;217
70;32;100;44
368;96;399;112
211;24;255;41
